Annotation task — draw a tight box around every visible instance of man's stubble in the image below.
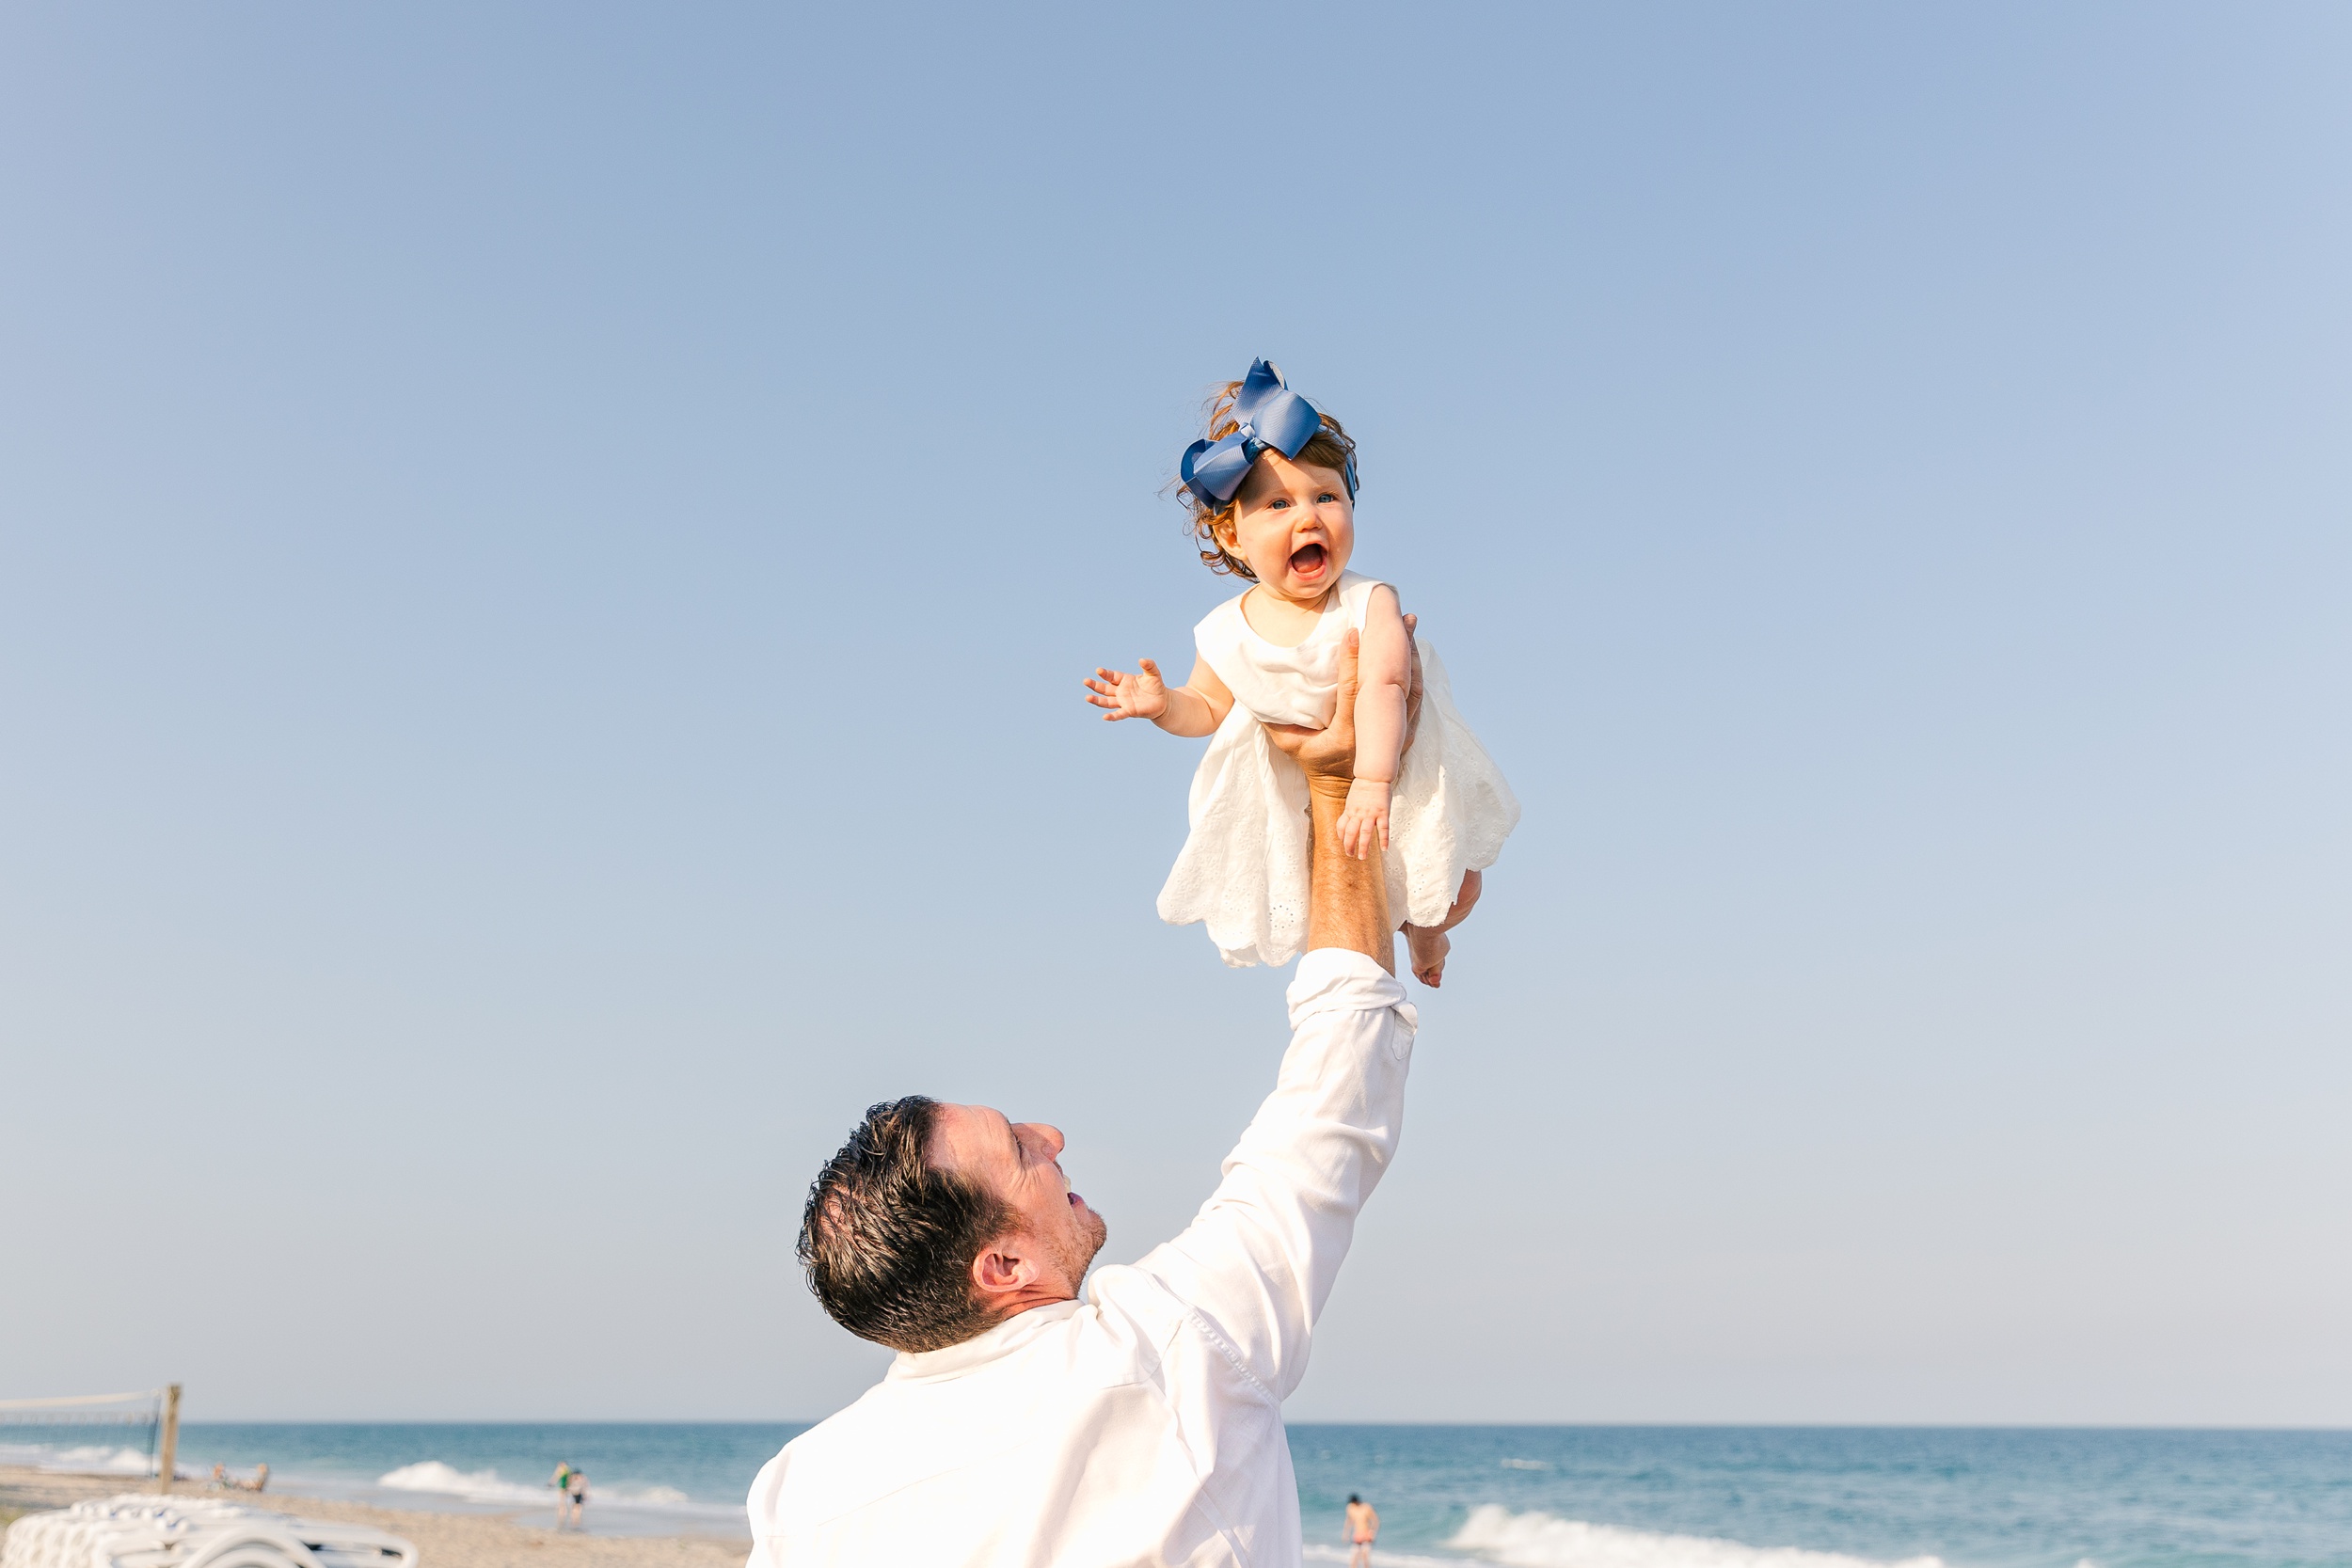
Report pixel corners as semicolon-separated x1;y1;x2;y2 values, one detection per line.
1070;1209;1108;1285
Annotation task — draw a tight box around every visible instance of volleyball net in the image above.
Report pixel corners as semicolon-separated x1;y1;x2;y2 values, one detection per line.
0;1387;176;1481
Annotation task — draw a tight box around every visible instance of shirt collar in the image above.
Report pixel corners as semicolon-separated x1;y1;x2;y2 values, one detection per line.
885;1299;1082;1384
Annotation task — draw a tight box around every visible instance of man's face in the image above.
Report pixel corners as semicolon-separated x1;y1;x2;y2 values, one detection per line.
929;1104;1107;1297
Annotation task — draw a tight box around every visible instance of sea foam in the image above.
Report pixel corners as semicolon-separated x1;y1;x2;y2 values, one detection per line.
1302;1547;1460;1568
373;1461;697;1513
1445;1508;1947;1568
374;1461;548;1507
3;1443;158;1475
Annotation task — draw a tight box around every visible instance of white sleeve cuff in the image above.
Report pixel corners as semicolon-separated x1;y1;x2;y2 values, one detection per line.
1287;947;1412;1027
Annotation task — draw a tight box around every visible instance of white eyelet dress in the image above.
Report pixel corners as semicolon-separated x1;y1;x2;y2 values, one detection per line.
1155;570;1520;968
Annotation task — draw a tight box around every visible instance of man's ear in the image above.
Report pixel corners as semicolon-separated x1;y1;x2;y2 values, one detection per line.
971;1237;1038;1299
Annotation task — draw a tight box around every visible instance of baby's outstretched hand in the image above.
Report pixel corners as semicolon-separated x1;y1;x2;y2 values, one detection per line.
1085;659;1170;722
1337;778;1392;860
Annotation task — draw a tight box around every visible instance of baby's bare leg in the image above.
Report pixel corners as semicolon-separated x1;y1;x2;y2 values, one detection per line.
1403;869;1485;987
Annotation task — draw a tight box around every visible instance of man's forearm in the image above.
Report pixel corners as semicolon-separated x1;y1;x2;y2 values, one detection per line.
1306;786;1393;971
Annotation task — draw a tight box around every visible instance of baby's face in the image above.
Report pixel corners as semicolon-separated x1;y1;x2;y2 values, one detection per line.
1222;451;1354;602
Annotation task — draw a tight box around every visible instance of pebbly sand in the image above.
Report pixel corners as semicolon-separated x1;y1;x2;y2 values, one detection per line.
0;1466;746;1568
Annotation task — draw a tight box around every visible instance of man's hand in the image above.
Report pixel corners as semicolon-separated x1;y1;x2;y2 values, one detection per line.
1401;611;1423;756
1265;613;1424;800
1084;659;1170;721
1263;632;1361;798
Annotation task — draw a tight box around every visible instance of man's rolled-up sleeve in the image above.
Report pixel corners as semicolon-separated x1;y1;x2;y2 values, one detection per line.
1133;948;1417;1401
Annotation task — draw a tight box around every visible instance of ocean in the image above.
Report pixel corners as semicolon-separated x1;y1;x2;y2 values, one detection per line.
6;1424;2346;1565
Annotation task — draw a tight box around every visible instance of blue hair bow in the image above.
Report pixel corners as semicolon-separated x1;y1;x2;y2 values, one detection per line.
1179;360;1357;511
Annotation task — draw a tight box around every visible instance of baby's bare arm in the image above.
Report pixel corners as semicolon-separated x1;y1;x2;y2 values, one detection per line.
1156;655;1235;736
1334;589;1410;859
1352;588;1410;784
1084;653;1234;737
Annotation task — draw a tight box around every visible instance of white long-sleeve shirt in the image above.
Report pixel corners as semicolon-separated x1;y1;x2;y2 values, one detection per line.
746;948;1417;1567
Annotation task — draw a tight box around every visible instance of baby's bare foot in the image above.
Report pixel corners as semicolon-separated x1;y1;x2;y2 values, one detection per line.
1405;924;1451;988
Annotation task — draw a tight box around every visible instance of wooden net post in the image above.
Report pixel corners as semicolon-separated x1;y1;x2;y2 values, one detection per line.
155;1385;181;1495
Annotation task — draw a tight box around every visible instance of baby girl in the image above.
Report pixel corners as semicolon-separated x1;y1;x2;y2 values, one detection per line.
1085;360;1518;985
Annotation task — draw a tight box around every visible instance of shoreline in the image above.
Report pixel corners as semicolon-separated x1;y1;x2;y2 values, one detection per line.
0;1467;746;1568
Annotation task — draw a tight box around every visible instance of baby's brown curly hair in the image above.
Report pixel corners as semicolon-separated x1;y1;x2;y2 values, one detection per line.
1177;380;1359;581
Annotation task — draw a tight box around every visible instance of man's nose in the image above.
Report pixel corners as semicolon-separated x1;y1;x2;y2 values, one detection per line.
1020;1122;1065;1157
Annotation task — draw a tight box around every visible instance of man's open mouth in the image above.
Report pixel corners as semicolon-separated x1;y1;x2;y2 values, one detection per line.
1289;542;1327;576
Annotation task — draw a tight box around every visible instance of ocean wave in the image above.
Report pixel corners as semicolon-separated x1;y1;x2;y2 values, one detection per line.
0;1443;157;1476
374;1461;549;1507
1304;1545;1461;1568
372;1461;702;1514
1447;1507;1947;1568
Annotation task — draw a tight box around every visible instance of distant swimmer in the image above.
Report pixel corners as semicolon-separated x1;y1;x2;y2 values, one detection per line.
567;1465;589;1529
551;1462;579;1529
1345;1493;1379;1567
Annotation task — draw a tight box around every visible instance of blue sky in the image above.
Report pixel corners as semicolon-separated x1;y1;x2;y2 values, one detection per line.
2;3;2345;1425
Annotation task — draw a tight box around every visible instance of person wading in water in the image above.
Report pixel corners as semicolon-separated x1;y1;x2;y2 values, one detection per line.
1345;1494;1380;1566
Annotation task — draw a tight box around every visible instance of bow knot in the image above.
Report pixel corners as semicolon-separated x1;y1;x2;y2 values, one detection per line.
1179;360;1358;511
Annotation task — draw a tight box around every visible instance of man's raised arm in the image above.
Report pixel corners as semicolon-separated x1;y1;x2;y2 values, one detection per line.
1286;628;1397;970
1132;628;1422;1400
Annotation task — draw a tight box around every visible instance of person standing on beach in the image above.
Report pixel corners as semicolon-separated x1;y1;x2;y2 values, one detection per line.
566;1465;588;1530
749;631;1423;1565
551;1463;578;1529
1345;1494;1379;1566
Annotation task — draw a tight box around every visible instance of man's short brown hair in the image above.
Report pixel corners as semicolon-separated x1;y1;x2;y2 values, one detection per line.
798;1096;1017;1353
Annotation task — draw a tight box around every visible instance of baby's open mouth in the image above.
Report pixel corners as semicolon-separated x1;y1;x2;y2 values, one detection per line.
1289;543;1327;576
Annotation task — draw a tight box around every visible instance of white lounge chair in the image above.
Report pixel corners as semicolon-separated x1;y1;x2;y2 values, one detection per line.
0;1495;416;1568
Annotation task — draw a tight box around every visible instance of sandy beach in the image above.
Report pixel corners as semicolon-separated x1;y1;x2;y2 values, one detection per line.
0;1467;745;1568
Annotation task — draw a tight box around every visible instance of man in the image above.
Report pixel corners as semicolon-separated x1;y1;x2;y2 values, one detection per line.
749;630;1422;1566
1344;1495;1379;1567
